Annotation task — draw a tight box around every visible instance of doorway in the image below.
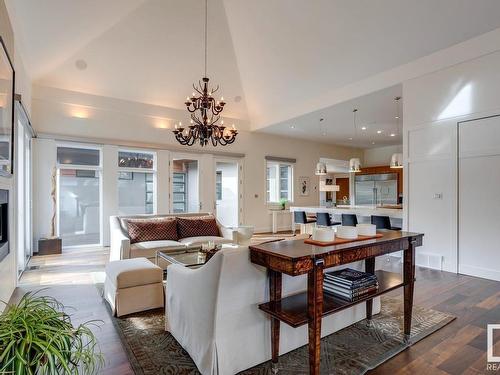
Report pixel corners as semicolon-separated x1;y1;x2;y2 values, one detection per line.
170;155;200;213
214;160;240;227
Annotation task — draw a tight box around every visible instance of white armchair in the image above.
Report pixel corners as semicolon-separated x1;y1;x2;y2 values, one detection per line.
166;245;381;375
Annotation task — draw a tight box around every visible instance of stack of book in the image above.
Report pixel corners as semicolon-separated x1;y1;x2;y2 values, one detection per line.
323;268;379;301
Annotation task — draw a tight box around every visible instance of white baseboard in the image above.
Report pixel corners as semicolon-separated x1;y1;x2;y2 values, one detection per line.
459;264;500;281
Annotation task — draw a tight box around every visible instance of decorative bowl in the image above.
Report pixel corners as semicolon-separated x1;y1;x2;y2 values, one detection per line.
336;225;358;239
356;223;377;236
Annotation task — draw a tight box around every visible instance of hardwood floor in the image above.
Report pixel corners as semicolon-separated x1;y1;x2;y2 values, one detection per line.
14;247;134;375
13;241;500;375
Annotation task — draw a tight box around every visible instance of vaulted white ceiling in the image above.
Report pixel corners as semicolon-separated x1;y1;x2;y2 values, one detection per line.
6;0;500;146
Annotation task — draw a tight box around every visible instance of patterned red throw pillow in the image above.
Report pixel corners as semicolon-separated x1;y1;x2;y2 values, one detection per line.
126;218;178;244
176;216;220;239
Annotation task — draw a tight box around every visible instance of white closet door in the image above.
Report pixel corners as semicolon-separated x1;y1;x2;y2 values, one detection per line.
459;115;500;281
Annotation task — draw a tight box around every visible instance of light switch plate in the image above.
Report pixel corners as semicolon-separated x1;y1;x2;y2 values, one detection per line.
433;193;442;199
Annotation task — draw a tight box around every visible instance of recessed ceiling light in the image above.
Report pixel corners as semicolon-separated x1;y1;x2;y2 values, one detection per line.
75;59;87;70
395;116;399;119
361;126;367;130
290;125;295;129
371;141;375;145
390;133;396;137
348;137;353;140
377;130;382;134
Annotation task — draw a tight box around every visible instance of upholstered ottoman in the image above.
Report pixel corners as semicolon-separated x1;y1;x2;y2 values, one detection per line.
104;257;164;317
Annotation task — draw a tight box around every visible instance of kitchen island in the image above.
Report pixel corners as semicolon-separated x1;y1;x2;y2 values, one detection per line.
290;205;403;220
289;205;403;233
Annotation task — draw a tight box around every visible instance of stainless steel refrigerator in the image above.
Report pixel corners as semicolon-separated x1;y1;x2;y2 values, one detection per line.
354;173;398;206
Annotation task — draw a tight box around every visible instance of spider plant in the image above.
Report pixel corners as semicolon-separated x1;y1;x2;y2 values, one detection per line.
0;291;104;375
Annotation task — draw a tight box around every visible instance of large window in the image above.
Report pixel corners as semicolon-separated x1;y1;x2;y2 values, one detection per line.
266;161;293;203
118;150;156;215
57;146;101;247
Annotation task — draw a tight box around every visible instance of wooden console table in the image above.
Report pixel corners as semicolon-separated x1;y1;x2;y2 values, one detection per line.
249;230;423;374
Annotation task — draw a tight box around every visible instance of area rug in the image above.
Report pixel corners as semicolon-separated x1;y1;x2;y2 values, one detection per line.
109;296;455;374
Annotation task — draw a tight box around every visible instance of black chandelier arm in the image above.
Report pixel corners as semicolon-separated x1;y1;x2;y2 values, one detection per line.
190;114;203;126
193;83;203;95
186;105;198;113
208;114;219;126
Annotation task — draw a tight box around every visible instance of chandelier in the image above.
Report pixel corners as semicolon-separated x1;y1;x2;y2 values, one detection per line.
173;0;237;147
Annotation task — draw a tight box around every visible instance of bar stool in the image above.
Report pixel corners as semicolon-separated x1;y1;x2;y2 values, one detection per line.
371;215;401;230
294;211;316;235
316;212;341;227
341;213;358;226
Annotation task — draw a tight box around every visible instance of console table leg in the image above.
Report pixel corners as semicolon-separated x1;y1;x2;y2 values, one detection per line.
403;240;416;339
365;257;375;320
308;261;324;375
269;270;282;363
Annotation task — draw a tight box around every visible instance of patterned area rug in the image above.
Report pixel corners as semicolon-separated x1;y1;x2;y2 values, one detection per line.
110;297;455;374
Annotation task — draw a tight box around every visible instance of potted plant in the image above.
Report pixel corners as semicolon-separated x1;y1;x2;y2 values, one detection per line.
0;291;104;375
279;198;288;210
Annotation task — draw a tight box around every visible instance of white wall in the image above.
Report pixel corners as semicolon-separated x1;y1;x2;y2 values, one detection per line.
404;50;500;272
0;0;32;310
363;145;402;167
31;86;364;237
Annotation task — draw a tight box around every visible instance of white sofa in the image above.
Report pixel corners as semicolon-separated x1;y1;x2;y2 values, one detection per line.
109;213;237;261
166;244;381;375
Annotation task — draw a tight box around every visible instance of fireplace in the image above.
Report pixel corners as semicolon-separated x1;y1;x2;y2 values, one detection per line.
0;190;9;263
